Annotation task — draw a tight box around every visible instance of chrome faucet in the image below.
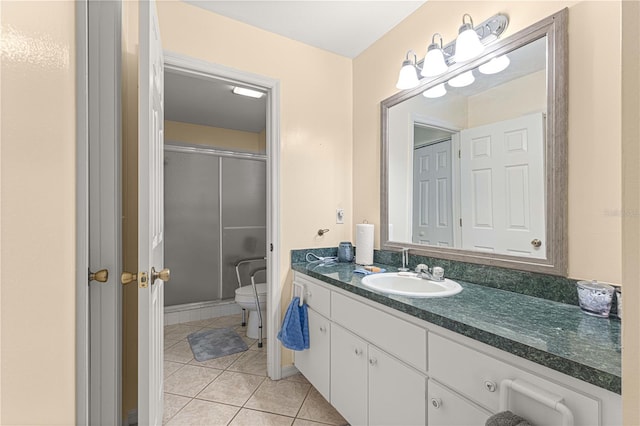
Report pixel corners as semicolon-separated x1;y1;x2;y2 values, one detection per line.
415;264;445;281
399;248;410;272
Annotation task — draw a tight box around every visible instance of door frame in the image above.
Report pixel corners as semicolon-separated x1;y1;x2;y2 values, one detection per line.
76;24;283;426
77;1;124;423
162;51;282;379
76;1;89;423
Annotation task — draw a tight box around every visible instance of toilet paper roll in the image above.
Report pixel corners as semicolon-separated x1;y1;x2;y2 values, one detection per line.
355;223;374;265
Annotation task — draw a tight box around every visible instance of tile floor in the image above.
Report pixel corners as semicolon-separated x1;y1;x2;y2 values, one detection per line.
163;314;348;426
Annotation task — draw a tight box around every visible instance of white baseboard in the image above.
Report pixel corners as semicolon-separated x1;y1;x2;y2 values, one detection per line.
164;300;242;325
280;364;300;379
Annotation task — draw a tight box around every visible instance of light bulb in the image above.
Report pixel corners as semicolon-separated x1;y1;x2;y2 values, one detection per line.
396;60;420;90
479;55;510;74
423;83;447;98
422;48;448;78
455;15;484;62
448;70;475;88
421;34;448;78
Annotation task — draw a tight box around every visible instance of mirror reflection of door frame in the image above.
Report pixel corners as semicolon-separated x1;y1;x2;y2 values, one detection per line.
412;138;453;246
409;114;461;248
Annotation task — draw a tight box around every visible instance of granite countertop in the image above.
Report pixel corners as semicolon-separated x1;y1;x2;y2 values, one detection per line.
292;261;621;394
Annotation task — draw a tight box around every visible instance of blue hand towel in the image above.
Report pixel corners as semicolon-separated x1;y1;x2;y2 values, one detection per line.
277;297;310;351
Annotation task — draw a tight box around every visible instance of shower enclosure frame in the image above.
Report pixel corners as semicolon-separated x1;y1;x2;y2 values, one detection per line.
164;51;282;380
164;142;267;307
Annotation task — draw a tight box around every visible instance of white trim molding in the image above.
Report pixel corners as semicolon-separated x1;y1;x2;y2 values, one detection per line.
75;1;89;424
163;51;282;380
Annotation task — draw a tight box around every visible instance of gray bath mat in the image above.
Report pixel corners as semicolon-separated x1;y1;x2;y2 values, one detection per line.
187;328;249;362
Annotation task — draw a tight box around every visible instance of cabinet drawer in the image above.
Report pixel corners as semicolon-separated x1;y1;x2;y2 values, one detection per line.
293;273;331;318
332;292;426;371
428;380;491;426
429;333;600;425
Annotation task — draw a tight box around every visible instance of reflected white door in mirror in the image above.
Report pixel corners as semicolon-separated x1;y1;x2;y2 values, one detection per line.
459;112;545;258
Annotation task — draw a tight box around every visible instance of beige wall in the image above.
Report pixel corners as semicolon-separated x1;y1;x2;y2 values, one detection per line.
467;70;546;128
165;120;266;153
0;1;76;424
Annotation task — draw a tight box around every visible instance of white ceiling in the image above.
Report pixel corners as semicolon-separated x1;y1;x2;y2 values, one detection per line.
183;1;426;58
165;71;267;133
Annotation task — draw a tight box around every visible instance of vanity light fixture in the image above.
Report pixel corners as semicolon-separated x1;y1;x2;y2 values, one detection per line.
421;33;448;78
479;55;511;74
455;14;485;62
448;70;475;88
232;86;265;99
395;50;421;90
422;83;447;98
394;13;508;90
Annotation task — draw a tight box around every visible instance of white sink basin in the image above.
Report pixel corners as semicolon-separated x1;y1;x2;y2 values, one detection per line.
361;272;462;298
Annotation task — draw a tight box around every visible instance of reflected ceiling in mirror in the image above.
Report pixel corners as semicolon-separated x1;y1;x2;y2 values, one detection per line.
381;9;568;276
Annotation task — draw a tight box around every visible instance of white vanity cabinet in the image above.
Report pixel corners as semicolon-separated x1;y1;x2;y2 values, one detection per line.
294;308;330;399
367;345;426;425
330;322;427;426
290;272;622;426
330;324;368;425
293;275;332;400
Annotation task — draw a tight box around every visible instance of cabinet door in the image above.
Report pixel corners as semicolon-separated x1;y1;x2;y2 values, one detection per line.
294;308;330;400
368;346;426;426
331;324;368;426
428;380;491;426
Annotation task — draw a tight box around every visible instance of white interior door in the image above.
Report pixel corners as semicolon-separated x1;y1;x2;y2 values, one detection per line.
412;140;454;246
138;0;166;424
460;112;545;258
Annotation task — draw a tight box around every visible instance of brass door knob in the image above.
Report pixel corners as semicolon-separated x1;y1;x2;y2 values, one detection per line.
89;269;109;283
121;271;138;285
151;267;170;283
531;239;542;248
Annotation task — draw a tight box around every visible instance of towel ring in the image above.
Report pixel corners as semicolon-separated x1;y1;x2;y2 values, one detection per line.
499;379;574;426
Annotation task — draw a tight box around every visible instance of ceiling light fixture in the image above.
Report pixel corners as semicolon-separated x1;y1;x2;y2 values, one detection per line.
479;55;511;74
421;33;448;78
232;86;265;99
395;13;508;90
396;50;421;90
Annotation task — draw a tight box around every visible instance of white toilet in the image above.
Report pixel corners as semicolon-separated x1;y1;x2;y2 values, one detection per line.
235;283;268;340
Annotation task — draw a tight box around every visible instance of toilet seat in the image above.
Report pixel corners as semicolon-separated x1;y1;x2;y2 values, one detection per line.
235;283;268;340
235;283;267;304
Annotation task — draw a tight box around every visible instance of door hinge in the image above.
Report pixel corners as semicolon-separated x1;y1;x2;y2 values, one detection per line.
458;149;461;159
270;243;274;252
459;218;463;227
